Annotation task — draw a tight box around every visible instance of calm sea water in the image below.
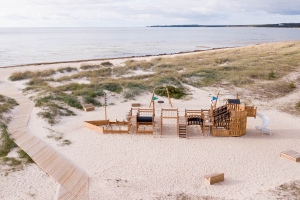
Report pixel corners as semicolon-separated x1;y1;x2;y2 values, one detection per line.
0;27;300;67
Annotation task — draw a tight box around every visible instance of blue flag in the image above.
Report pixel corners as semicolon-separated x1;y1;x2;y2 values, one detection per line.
212;96;217;101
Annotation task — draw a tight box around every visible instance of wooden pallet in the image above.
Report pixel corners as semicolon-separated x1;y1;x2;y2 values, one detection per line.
204;173;224;185
2;88;89;200
280;150;300;162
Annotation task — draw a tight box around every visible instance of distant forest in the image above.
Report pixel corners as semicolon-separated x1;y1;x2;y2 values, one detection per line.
149;23;300;28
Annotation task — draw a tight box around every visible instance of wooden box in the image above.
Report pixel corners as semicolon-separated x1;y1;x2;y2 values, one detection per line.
131;103;140;107
82;104;94;112
280;150;300;162
204;173;224;185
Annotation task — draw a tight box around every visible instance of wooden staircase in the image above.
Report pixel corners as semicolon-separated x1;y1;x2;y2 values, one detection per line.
179;124;187;138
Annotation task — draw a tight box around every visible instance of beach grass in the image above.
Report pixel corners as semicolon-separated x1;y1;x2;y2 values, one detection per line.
0;94;34;173
57;67;77;73
8;41;300;123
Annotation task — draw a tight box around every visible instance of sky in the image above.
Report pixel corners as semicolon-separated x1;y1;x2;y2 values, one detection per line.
0;0;300;27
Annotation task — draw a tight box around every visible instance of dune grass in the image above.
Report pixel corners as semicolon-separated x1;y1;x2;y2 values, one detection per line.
0;94;34;174
57;67;77;73
8;41;300;123
9;69;56;81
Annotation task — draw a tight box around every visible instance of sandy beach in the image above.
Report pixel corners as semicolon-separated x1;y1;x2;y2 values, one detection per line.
1;42;300;200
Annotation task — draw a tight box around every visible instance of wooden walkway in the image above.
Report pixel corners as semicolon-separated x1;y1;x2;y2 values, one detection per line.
1;88;89;200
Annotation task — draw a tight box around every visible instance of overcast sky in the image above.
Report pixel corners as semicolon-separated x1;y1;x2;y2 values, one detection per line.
0;0;300;27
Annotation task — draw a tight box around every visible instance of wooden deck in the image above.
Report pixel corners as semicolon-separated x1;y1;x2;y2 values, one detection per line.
1;88;89;200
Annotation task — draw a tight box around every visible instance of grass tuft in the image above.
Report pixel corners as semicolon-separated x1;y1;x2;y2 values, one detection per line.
9;69;56;81
57;67;77;73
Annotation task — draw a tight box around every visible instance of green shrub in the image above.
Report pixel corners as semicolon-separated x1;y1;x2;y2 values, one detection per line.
2;157;22;166
155;86;185;99
289;82;296;89
297;101;300;108
268;70;275;79
57;67;77;73
101;82;122;93
101;61;113;67
83;96;102;106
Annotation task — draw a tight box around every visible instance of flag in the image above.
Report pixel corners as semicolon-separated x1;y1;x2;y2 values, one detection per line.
152;96;158;100
212;96;217;101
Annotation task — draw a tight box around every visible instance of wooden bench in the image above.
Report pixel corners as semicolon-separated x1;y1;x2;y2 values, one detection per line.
280;150;300;162
204;173;224;185
82;104;94;112
131;103;140;107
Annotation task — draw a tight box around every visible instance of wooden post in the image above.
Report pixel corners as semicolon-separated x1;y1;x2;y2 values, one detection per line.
149;88;156;107
104;92;107;120
213;93;219;110
166;87;172;107
236;93;239;99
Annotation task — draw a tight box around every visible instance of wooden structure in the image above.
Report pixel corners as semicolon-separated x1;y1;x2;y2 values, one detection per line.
184;110;203;137
160;108;179;136
280;150;300;162
84;120;129;134
204;173;224;185
3;88;89;200
149;87;172;108
82;103;94;112
84;91;257;138
136;108;155;134
210;100;257;137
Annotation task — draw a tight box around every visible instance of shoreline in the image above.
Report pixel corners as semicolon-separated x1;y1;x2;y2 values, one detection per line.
0;46;239;68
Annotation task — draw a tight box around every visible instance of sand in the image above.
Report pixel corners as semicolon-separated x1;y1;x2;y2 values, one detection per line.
1;45;300;200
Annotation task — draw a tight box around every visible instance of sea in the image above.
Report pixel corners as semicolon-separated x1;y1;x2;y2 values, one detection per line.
0;27;300;68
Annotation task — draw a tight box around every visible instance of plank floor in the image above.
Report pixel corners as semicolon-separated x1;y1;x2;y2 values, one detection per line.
1;87;89;200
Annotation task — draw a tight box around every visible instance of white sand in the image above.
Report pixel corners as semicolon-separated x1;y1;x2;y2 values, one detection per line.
1;49;300;199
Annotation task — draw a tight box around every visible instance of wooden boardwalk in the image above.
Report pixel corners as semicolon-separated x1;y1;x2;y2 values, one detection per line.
1;88;89;200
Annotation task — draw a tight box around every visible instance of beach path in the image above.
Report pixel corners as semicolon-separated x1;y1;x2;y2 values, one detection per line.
1;84;89;200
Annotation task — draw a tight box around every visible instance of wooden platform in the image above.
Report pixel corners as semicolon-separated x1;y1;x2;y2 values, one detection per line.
1;87;89;200
280;150;300;162
204;173;224;185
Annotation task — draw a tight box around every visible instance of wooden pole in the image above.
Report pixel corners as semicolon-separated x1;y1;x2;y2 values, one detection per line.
104;92;107;120
213;93;219;109
166;87;172;107
149;88;156;107
236;93;239;99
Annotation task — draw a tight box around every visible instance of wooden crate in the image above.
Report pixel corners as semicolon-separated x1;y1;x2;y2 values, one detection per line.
280;150;300;162
204;173;224;185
